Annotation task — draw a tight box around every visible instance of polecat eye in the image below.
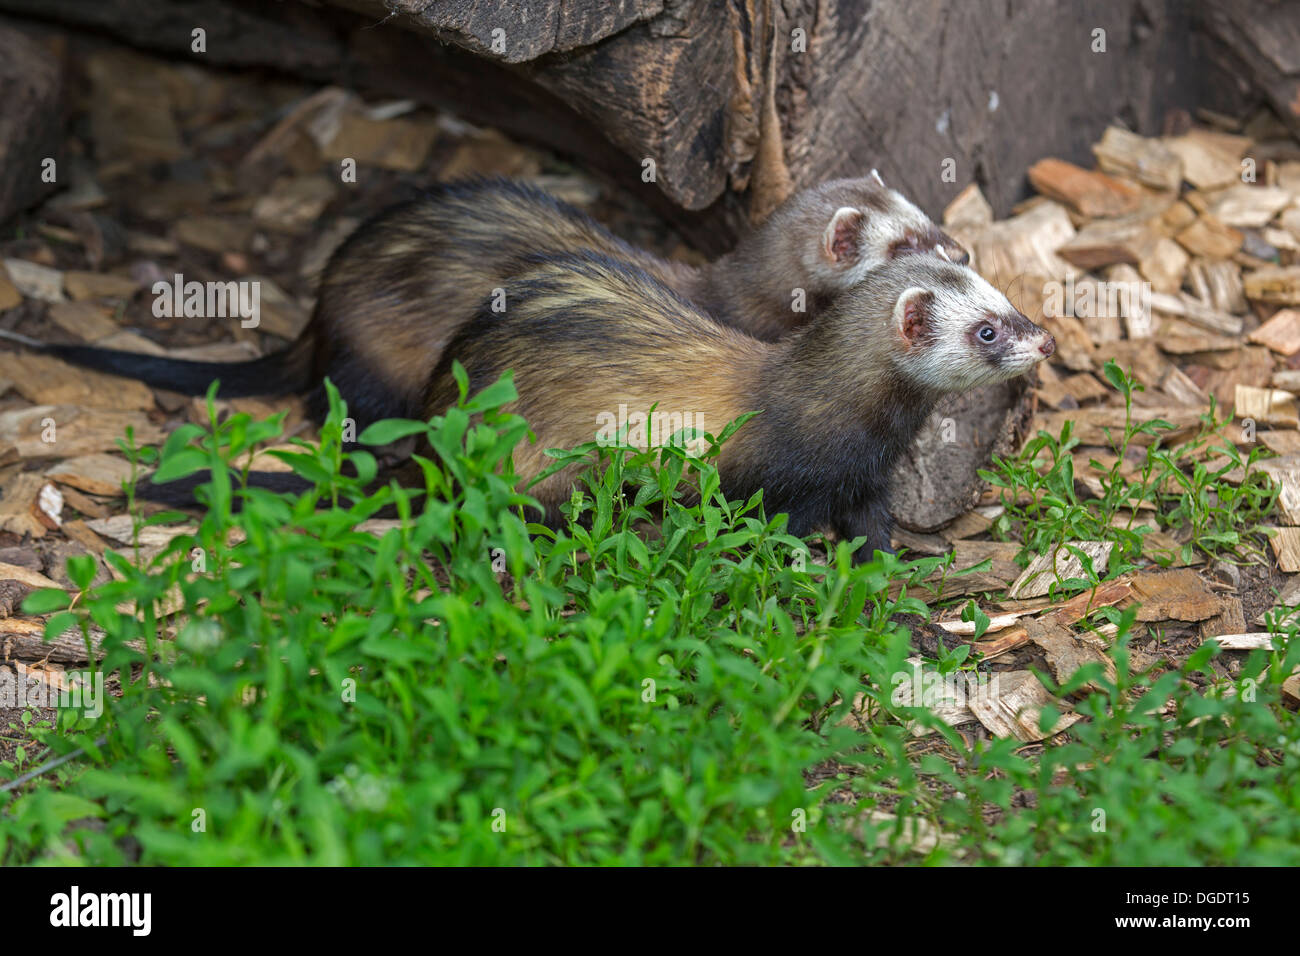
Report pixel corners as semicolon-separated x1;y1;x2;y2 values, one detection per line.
889;232;924;258
977;325;998;343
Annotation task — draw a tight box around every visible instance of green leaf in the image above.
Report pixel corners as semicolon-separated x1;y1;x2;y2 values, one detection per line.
357;419;430;446
21;588;70;615
1102;359;1128;395
151;448;209;483
66;554;98;591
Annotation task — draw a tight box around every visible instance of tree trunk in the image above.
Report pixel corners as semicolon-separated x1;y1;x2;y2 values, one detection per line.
0;24;62;223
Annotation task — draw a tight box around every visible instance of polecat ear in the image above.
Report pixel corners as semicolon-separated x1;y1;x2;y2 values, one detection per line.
893;287;935;344
821;207;864;266
937;230;970;265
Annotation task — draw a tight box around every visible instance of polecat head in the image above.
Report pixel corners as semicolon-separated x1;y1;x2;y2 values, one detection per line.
837;256;1055;393
773;174;969;292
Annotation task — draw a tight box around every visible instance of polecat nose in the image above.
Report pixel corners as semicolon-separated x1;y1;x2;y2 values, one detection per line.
1038;333;1056;357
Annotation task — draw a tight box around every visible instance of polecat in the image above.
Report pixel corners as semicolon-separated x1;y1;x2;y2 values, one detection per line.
425;250;1053;558
2;177;965;429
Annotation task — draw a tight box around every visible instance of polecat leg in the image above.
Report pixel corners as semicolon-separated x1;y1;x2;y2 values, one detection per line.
839;500;895;563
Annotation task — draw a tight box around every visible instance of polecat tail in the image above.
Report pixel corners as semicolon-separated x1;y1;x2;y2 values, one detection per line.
135;469;316;510
0;327;315;398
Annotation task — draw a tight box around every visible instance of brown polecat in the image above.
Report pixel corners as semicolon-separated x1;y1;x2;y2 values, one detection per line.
426;250;1053;558
2;177;966;430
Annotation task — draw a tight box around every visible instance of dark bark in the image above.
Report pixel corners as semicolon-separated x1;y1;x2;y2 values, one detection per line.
1199;0;1300;139
0;23;63;223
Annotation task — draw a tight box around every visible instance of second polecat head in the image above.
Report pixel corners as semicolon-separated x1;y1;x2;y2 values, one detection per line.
826;255;1056;394
767;173;969;293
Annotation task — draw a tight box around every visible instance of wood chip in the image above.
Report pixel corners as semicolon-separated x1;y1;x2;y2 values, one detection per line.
1264;225;1300;251
1202;183;1295;228
1175;215;1244;259
1162;128;1251;190
0;473;53;538
0;617;128;663
1092;338;1185;395
1010;541;1113;599
1268;527;1300;572
1283;672;1300;705
84;514;197;547
1040;315;1095;371
0;270;20;310
1034;362;1074;409
1248;308;1300;354
966;670;1080;742
1196;345;1276;409
321;112;439;172
973;577;1134;659
1027;158;1143;218
859;809;955;853
1234;384;1299;427
0;561;60;590
885;658;980;735
1156;330;1241;354
1057;216;1158;271
1130;568;1224;621
1255;456;1300;524
251;175;336;233
938;506;1000;542
93;330;167;355
1280;206;1300;243
45;301;123;343
60;518;108;553
892;528;950;556
167;341;261;362
86;50;185;162
1030;621;1116;690
0;405;166;461
1206;632;1282;650
1061;372;1110;404
970;202;1079;284
0;352;155;411
1199;596;1247;641
1161;365;1210;406
44;453;133;496
1244;265;1300;306
923;540;1023;597
1149;290;1244;335
62;271;141;301
935;612;1027;636
2;259;63;302
1092;127;1182;191
1140;237;1190;295
1259;430;1300;455
438;128;540;180
1188;258;1247;314
942;182;994;229
173;217;254;254
1160;199;1199;234
243;275;309;340
56;484;112;519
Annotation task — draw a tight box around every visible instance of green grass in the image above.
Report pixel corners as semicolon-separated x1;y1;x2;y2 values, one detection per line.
2;364;1298;864
983;361;1279;574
